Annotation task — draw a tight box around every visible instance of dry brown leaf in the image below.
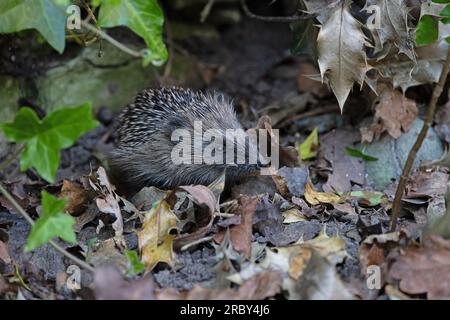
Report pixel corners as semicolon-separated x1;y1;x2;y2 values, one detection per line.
359;230;410;282
304;181;341;206
96;194;123;236
297;62;330;98
157;270;282;300
94;265;155;300
60;180;89;216
229;196;259;258
174;185;217;248
0;240;11;265
316;1;371;110
137;200;178;271
389;236;450;299
363;87;418;141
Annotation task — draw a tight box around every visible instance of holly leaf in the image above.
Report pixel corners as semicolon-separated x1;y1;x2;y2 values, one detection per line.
316;1;370;110
0;0;66;53
97;0;168;66
25;191;76;252
1;103;98;182
137;200;178;271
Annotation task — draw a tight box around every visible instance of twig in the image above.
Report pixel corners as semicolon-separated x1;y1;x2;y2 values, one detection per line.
180;236;214;251
80;20;145;59
240;0;315;22
390;50;450;231
279;105;340;127
200;0;216;23
0;182;95;273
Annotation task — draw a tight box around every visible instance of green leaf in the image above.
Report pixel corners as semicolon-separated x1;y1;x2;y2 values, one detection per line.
345;147;378;162
415;15;439;46
0;0;67;53
440;5;450;24
1;103;98;182
97;0;168;66
299;128;319;161
433;0;450;4
125;249;145;275
25;191;76;252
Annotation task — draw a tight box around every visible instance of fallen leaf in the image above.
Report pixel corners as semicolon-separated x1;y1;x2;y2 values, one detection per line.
304;181;341;206
364;0;415;61
0;240;11;265
364;87;418;140
174;185;217;248
157;270;282;300
219;196;259;259
297;62;330;98
282;208;307;224
299;128;319;160
94;265;155;300
60;180;89;216
137;200;178;271
389;236;450;299
90;238;128;272
96;194;123;237
320;129;365;192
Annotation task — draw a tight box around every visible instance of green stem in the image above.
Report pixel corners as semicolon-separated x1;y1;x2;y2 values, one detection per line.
80;20;145;58
0;182;95;273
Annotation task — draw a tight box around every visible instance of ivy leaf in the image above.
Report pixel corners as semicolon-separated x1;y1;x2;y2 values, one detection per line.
1;103;98;183
97;0;168;66
440;5;450;24
125;249;145;275
25;191;76;252
0;0;66;53
299;128;319;161
416;15;439;46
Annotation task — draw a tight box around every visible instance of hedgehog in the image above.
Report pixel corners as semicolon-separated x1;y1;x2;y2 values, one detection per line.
110;87;264;192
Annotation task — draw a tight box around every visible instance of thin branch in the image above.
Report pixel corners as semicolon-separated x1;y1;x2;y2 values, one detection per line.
240;0;316;23
0;182;95;273
390;49;450;231
80;20;145;59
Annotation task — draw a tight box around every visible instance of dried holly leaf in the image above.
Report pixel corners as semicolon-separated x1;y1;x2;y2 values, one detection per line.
25;191;76;252
364;0;415;60
389;236;450;299
137;200;178;271
316;1;370;110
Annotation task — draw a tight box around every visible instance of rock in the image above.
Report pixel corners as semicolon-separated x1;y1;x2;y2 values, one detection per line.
364;119;444;190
